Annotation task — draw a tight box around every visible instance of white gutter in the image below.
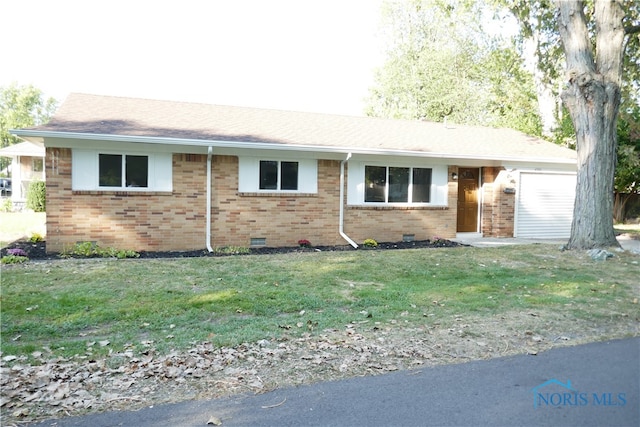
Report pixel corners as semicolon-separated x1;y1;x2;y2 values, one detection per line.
10;129;578;165
206;146;214;253
339;153;358;248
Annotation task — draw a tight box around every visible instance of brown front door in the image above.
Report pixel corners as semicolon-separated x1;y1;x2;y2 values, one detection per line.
457;168;479;232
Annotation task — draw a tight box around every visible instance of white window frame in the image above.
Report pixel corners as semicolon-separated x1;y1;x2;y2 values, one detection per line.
98;153;149;189
238;157;318;193
72;149;172;192
347;161;448;206
364;165;433;204
259;160;299;191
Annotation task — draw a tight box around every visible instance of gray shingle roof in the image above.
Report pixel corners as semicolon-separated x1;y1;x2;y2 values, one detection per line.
29;93;576;162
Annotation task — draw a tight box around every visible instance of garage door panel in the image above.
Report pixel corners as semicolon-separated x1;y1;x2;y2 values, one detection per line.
516;172;576;238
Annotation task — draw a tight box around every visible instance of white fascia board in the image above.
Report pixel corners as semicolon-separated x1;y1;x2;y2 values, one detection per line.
11;129;578;166
502;162;578;172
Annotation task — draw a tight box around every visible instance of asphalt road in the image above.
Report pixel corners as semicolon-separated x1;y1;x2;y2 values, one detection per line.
31;338;639;427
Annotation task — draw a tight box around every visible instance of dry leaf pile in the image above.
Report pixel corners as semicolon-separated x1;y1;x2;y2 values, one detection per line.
2;309;637;426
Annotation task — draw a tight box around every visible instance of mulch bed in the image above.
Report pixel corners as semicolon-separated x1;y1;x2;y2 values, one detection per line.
2;239;465;260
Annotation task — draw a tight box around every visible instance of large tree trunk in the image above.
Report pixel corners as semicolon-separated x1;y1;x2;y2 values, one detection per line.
556;0;625;249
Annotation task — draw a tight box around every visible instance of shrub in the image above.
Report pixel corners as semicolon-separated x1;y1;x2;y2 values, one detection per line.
1;199;12;212
298;239;312;248
1;255;29;264
432;236;447;245
363;238;378;248
62;242;140;259
7;248;28;257
26;181;46;212
212;246;250;255
2;249;29;264
29;233;44;243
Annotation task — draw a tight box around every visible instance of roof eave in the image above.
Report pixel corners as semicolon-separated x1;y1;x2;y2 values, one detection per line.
11;129;577;165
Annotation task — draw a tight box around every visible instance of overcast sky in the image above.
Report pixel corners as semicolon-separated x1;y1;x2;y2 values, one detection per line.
2;0;385;116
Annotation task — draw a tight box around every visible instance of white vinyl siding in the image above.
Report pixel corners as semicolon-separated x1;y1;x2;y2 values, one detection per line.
72;149;172;191
515;172;576;238
238;157;317;193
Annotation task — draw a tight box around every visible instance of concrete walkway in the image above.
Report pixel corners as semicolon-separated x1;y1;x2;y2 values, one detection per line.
454;233;640;254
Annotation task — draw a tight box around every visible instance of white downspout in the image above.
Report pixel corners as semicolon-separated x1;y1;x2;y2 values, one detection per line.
339;153;358;248
206;146;214;252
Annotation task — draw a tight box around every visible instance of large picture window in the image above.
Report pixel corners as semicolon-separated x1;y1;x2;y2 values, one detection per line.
259;160;298;191
99;154;148;188
365;166;431;203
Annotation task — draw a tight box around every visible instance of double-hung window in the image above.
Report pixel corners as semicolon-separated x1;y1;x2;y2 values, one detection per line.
238;157;317;193
72;149;172;192
99;154;149;188
259;160;298;190
364;166;432;203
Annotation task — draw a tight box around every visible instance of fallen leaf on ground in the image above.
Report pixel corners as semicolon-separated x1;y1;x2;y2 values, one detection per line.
207;415;223;425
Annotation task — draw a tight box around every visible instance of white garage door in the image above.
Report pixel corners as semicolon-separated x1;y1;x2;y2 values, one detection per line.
515;172;576;238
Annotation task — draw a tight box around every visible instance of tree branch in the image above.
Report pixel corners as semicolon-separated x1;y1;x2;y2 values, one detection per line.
625;24;640;35
556;0;595;74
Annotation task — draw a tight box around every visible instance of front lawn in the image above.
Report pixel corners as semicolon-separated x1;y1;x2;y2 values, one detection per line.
3;245;638;359
1;245;638;423
0;212;46;247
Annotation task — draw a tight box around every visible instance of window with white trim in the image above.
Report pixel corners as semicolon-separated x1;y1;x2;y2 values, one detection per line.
99;154;149;188
72;149;172;192
347;162;447;206
238;157;317;193
259;160;299;190
365;166;432;203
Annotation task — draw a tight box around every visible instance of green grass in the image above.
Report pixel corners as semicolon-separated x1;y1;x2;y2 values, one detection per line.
1;245;638;360
615;223;640;237
0;212;46;247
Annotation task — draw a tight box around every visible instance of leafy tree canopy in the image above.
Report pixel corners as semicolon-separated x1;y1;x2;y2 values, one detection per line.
366;0;542;135
0;83;57;149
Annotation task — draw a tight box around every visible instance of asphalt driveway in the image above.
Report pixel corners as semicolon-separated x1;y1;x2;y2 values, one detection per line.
30;337;639;427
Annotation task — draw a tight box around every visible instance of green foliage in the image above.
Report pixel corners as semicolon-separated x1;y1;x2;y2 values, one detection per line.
298;239;312;248
482;47;543;135
212;246;250;255
1;198;12;212
363;238;378;248
615;106;640;195
62;242;140;259
2;248;29;264
1;255;29;264
25;181;46;212
0;83;57;171
366;0;542;135
613;106;640;221
29;233;44;243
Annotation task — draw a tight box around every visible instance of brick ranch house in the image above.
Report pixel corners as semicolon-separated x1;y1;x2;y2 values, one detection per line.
12;93;577;253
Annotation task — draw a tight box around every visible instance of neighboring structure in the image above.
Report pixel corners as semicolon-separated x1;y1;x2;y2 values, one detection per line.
12;93;577;253
0;141;46;209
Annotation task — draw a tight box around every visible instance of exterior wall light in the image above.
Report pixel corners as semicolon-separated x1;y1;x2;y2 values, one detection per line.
451;172;458;180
